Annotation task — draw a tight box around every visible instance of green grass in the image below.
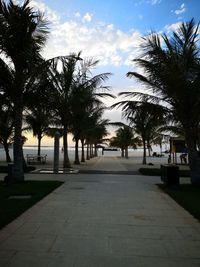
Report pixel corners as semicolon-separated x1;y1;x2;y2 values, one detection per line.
139;167;190;177
0;180;63;229
0;165;36;173
158;184;200;221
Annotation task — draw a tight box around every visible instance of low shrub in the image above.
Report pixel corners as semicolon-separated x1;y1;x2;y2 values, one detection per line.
158;184;200;221
139;167;190;177
0;165;36;173
0;180;63;229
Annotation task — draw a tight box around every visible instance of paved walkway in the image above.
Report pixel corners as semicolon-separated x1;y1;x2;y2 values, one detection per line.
0;156;200;266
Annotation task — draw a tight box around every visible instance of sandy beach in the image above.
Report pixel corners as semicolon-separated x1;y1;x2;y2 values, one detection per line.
0;146;174;172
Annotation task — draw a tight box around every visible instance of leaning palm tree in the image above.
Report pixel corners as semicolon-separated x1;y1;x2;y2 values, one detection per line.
0;0;49;181
127;19;200;184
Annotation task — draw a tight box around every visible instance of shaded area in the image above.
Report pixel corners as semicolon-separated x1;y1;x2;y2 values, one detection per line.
0;181;63;229
0;173;199;266
79;170;139;175
158;184;200;221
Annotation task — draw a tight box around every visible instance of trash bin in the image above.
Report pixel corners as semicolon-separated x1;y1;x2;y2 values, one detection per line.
161;164;179;187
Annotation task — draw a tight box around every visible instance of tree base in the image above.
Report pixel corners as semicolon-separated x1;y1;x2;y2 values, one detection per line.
190;173;200;186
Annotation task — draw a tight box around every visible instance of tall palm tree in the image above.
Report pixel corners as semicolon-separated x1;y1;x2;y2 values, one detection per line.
0;0;48;181
127;19;200;184
70;58;112;164
48;54;82;168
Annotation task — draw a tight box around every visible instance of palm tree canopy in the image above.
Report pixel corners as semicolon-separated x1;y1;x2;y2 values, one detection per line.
110;126;140;149
0;0;48;72
127;19;200;128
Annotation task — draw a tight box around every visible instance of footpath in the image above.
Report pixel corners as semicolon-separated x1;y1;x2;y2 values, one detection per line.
0;156;200;267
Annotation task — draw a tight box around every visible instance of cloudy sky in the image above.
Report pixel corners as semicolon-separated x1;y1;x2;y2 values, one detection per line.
23;0;199;145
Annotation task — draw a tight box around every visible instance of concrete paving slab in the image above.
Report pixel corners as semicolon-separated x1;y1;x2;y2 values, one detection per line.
0;156;199;266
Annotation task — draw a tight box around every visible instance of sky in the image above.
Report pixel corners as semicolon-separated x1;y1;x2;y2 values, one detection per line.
22;0;200;146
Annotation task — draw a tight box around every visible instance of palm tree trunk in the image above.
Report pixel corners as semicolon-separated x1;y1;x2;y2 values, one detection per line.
125;147;128;159
37;134;42;157
90;144;93;158
81;139;85;162
3;142;11;163
22;148;27;171
12;95;24;182
146;138;151;157
74;138;80;164
185;129;200;185
63;126;71;168
86;143;90;160
94;144;98;157
142;137;147;165
147;141;151;157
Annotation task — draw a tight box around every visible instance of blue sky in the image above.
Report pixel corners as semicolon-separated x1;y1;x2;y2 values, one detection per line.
30;0;199;90
23;0;199;144
40;0;200;32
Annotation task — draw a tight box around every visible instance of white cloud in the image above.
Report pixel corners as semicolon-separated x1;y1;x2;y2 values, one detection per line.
74;12;81;18
164;22;182;33
174;3;186;15
22;1;143;68
135;0;161;6
82;12;93;23
31;0;60;24
42;19;142;67
148;0;162;5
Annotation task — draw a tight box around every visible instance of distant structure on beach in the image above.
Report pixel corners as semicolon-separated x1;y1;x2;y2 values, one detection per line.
103;147;119;151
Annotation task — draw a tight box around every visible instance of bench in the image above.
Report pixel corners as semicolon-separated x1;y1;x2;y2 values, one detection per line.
26;154;47;165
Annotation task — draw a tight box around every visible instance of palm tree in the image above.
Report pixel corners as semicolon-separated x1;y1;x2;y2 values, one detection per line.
24;73;55;157
112;98;165;164
24;107;52;157
0;0;48;181
85;117;109;158
70;58;112;164
110;126;141;158
48;54;82;168
127;19;200;184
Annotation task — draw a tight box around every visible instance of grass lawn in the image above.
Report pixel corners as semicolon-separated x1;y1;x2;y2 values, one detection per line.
0;180;63;230
158;184;200;221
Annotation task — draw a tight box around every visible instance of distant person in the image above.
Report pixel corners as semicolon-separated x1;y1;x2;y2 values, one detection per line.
180;153;187;164
168;154;171;164
61;147;64;153
180;147;187;164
